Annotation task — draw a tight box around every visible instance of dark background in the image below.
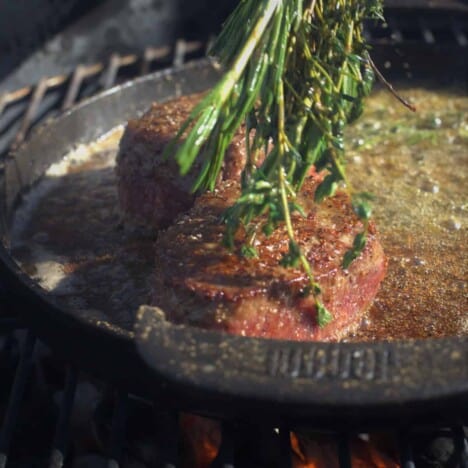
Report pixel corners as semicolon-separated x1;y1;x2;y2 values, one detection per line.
1;0;466;93
0;0;238;92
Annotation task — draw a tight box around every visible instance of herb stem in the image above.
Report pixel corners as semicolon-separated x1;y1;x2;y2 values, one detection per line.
170;0;386;326
366;52;417;112
217;0;281;106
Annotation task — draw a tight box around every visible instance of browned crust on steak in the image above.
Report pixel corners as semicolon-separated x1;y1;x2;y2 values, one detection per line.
116;93;259;230
152;176;387;341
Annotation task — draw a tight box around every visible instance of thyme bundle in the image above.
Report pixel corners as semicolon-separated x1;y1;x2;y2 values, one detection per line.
165;0;384;326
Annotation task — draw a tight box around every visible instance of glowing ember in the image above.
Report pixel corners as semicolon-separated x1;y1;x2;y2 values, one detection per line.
292;433;399;467
181;414;220;468
181;416;400;467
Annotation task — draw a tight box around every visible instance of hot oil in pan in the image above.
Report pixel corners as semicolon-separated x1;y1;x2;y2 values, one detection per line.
10;127;154;331
346;87;467;340
10;87;468;341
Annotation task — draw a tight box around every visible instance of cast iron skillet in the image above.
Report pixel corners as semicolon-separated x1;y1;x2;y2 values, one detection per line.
0;59;467;428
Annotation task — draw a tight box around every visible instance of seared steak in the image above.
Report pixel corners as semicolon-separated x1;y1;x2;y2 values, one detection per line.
116;93;256;230
153;176;387;341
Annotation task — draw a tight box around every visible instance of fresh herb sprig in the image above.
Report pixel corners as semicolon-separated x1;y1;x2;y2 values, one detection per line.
165;0;384;327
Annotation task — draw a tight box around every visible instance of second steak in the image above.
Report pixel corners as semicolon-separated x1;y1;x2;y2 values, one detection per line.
116;93;256;231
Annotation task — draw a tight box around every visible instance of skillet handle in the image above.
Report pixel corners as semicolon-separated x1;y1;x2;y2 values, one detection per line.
135;305;468;422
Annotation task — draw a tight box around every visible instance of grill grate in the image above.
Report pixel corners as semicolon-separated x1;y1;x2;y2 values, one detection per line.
0;327;467;466
0;40;208;161
1;11;468;467
0;332;468;468
373;11;468;46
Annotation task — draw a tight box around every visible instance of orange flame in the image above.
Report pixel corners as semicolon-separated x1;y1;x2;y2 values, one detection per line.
180;414;221;468
181;415;400;468
292;433;400;468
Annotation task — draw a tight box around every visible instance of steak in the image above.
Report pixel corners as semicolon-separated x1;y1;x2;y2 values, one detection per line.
116;93;257;231
153;176;387;341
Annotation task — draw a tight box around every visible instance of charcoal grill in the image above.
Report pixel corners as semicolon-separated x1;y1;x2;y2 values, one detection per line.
0;2;467;467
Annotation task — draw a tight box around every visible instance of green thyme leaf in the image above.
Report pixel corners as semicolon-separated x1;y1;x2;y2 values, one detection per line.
280;240;301;268
352;199;373;221
314;174;339;203
241;245;259;259
317;302;333;328
169;0;385;324
343;232;367;269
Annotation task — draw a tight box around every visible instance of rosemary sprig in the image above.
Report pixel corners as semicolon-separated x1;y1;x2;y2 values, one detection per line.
166;0;384;327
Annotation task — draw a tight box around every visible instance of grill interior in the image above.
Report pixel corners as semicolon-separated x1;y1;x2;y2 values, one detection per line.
0;2;467;467
0;330;467;467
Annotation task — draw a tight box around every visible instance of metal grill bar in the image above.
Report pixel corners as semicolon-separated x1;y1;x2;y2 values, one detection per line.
0;331;36;468
156;409;179;468
48;367;78;468
399;429;416;468
452;20;468;47
101;54;125;92
419;18;436;44
211;422;235;468
365;12;468;47
453;426;468;468
0;73;66;134
107;391;128;468
279;426;292;468
13;78;53;145
338;433;352;468
0;41;204;112
0;88;30;118
173;39;205;68
62;63;104;111
141;46;172;76
388;18;404;43
0;40;207;155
